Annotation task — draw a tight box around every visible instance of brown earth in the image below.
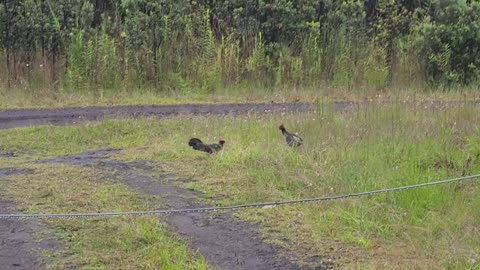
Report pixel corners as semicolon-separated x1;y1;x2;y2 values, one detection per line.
42;148;332;269
0;102;322;129
0;102;341;269
0;168;58;270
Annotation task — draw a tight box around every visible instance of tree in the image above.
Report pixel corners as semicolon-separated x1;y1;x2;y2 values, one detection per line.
415;0;480;86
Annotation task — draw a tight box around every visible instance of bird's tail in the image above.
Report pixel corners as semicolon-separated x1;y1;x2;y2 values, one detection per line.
189;138;206;151
189;138;203;146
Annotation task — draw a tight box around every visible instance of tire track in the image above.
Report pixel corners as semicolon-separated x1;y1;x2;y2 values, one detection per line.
42;149;330;269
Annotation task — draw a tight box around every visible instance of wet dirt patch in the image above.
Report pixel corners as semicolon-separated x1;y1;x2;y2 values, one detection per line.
41;148;124;166
2;100;479;130
0;102;315;130
43;149;330;269
0;170;58;270
0;168;34;177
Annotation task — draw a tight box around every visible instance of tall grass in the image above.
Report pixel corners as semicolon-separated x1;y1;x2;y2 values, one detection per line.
0;3;425;98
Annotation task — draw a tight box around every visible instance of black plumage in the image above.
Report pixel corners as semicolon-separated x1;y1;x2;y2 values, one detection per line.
188;138;225;154
279;124;303;147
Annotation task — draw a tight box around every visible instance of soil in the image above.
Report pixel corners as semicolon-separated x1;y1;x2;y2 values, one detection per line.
0;169;58;270
0;102;347;269
0;102;319;130
1;101;478;269
43;149;332;269
3;100;476;130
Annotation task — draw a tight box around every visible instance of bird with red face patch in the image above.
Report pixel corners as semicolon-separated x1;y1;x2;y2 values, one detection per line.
278;124;303;147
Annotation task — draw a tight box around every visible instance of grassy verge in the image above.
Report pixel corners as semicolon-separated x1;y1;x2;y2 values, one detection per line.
1;85;480;109
1;101;479;268
0;86;314;109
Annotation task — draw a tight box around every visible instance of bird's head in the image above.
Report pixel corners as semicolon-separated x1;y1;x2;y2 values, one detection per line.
278;124;286;131
219;140;225;146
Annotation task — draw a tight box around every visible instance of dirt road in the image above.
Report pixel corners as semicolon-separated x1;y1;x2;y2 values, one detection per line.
0;102;338;269
43;149;328;269
0;102;320;129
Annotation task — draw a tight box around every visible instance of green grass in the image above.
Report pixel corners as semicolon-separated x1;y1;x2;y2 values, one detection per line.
1;101;480;268
1;84;480;109
0;162;209;269
0;85;318;109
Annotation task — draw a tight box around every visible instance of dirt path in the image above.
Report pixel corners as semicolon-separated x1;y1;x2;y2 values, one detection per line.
43;149;330;269
2;100;479;130
0;102;320;130
0;169;58;270
0;102;348;269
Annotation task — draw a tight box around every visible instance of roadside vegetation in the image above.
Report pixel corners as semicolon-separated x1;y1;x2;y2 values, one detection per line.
1;0;480;107
1;100;479;268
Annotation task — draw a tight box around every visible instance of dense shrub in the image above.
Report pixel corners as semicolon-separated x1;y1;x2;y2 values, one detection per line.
414;0;480;87
0;0;479;92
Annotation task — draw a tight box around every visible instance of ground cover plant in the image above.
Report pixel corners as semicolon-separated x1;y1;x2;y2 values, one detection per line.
0;100;479;268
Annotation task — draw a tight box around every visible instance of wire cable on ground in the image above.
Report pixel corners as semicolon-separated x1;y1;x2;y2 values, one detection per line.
1;174;479;219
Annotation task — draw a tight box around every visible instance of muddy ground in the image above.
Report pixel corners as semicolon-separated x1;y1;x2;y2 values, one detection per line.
42;148;331;269
0;102;320;129
2;100;480;269
0;169;58;270
1;149;332;269
2;100;477;130
0;103;340;269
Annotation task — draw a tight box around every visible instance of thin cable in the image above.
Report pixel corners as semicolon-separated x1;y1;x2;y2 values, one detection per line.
0;173;478;219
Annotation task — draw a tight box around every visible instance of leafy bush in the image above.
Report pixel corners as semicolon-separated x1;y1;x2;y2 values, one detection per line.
414;0;480;86
1;0;479;92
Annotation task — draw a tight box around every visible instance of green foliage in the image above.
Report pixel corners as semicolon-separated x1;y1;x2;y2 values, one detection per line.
246;33;272;84
364;46;389;89
65;30;94;90
301;25;322;86
1;0;479;92
414;0;480;87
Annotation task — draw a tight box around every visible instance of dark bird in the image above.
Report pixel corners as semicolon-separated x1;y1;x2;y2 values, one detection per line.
279;124;303;147
188;138;225;154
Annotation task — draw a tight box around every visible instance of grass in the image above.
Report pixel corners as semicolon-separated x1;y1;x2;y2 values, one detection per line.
0;162;209;269
0;85;314;109
1;84;480;109
1;100;480;268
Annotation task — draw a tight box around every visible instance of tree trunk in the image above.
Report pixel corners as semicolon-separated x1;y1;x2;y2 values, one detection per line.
386;35;394;85
93;0;113;27
5;48;11;89
4;0;11;88
364;0;377;25
51;45;57;85
152;24;158;85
